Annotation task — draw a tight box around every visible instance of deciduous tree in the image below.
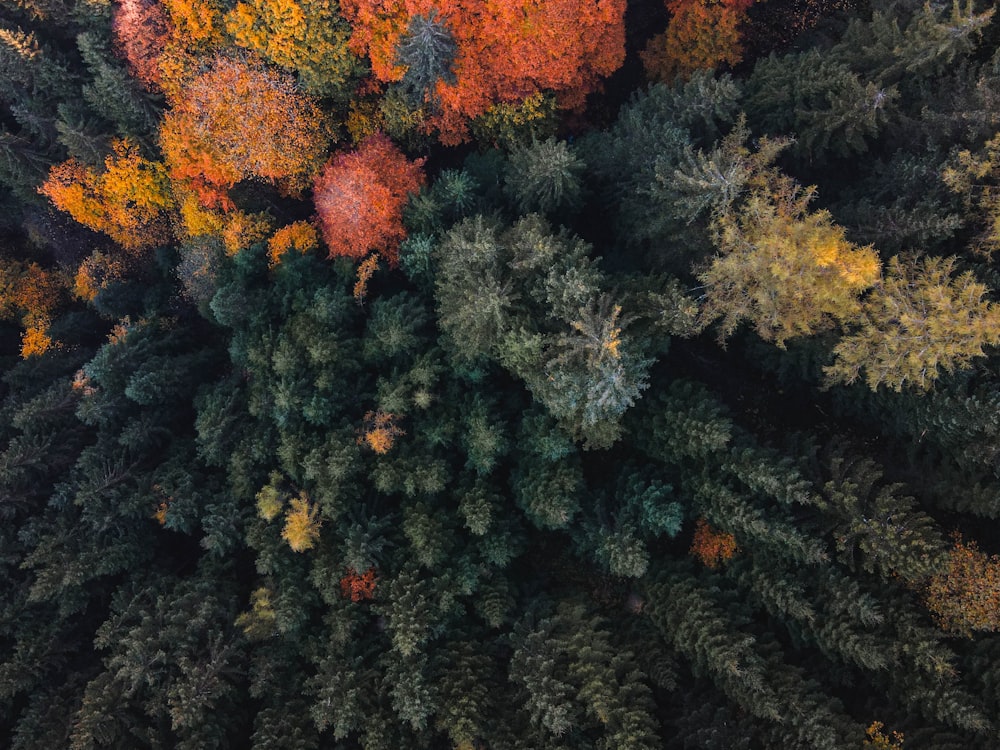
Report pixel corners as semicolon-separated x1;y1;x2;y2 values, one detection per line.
340;0;626;143
313;133;425;265
159;55;328;208
39;138;173;251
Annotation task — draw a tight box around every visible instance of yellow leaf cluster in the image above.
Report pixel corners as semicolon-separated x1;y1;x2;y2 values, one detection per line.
281;493;321;552
20;323;53;359
826;256;1000;391
225;0;356;95
701;178;880;346
39;139;173;252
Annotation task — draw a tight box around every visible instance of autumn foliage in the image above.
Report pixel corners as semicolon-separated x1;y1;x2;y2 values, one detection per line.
159;55;328;208
924;534;1000;636
313;134;424;265
40;139;173;251
112;0;173;89
689;517;738;568
340;567;378;601
0;261;65;359
281;493;322;552
642;0;754;82
701;175;881;346
340;0;626;143
267;221;321;266
357;410;404;454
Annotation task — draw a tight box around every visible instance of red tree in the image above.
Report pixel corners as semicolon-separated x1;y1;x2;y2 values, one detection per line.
113;0;173;89
340;0;626;143
340;567;378;601
312;134;424;265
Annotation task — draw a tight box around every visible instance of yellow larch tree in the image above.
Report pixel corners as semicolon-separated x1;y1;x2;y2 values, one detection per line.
826;255;1000;391
699;173;881;346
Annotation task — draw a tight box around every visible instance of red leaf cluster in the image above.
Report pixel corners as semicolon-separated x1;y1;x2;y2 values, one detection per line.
340;0;626;143
313;134;424;265
113;0;173;89
340;567;378;601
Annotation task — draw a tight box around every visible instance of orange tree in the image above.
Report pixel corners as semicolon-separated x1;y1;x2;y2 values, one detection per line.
642;0;754;83
158;54;329;209
39;139;174;252
924;535;1000;636
340;0;626;143
312;134;424;265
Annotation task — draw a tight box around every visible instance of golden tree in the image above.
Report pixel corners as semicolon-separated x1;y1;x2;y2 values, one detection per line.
224;0;357;96
699;173;881;346
282;492;322;552
825;256;1000;391
39;139;174;251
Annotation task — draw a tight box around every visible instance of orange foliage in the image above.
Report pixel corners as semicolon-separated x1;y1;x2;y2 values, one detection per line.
340;566;378;601
689;517;738;568
313;134;424;265
353;253;380;302
925;534;1000;636
268;221;321;265
340;0;626;143
159;55;328;209
152;501;169;525
20;324;53;358
113;0;173;89
642;0;753;83
357;410;404;453
74;252;127;303
0;262;64;357
39;139;173;251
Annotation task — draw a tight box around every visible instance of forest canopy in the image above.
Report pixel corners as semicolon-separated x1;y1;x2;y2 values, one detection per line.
5;0;1000;748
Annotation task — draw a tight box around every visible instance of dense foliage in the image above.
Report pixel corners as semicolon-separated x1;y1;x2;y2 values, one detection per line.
5;0;1000;748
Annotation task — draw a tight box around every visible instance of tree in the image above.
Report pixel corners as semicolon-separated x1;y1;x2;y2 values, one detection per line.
112;0;173;90
699;170;881;346
224;0;359;98
312;133;425;265
641;0;752;83
503;137;584;217
825;256;1000;391
281;492;321;552
159;55;329;208
394;11;457;107
925;535;1000;636
340;0;626;143
39;138;173;251
689;517;738;568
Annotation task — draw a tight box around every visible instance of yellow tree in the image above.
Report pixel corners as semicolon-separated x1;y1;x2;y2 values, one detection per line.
825;255;1000;391
39;139;174;251
699;172;881;346
224;0;358;96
